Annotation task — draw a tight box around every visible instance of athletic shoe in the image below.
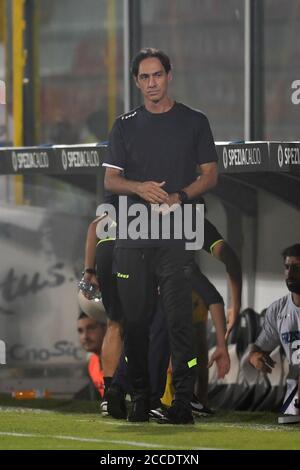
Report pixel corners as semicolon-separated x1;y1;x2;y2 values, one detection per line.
191;395;214;417
157;400;194;425
149;406;165;420
106;386;127;420
128;397;149;423
100;400;108;417
278;414;300;424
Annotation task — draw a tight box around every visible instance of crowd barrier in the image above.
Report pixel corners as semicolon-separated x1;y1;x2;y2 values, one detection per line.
0;141;299;175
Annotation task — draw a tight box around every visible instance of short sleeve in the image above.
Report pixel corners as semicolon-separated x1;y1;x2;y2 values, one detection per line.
102;119;126;171
255;306;280;352
196;115;218;165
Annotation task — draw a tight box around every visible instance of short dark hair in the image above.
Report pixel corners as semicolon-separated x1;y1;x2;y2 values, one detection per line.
282;244;300;259
131;48;172;77
78;311;88;320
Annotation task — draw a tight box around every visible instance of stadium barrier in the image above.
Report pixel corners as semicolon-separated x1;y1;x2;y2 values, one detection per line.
0;141;299;175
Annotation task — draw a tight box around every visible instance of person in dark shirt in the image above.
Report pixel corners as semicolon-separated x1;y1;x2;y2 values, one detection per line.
161;216;241;412
202;218;242;339
103;47;223;424
192;217;242;407
82;201;170;419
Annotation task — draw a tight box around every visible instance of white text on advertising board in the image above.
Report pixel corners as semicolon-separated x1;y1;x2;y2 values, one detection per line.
223;147;262;168
62;150;99;170
283;147;300;165
12;151;49;171
8;341;83;363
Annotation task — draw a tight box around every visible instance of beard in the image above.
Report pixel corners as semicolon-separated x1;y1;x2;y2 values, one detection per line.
286;279;300;294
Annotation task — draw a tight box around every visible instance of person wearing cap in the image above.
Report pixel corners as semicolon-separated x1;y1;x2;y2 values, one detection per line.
77;311;107;398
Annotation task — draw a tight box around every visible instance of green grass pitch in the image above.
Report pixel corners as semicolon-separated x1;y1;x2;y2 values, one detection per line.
0;395;299;450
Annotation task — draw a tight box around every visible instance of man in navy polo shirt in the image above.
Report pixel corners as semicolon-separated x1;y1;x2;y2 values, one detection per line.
103;48;218;424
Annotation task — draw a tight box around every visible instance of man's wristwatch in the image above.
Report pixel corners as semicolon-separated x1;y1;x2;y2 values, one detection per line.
82;268;96;276
177;190;188;204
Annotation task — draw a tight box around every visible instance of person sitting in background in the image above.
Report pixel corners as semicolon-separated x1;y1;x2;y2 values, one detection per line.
248;243;300;423
77;311;107;399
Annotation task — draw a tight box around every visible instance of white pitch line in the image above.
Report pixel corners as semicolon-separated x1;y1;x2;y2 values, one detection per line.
0;432;216;450
0;407;53;414
198;422;300;432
